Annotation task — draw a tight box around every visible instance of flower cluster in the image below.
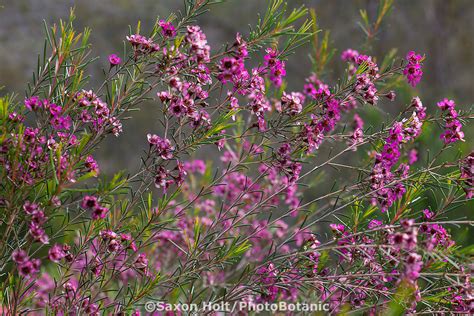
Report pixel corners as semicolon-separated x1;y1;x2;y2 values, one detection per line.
215;40;274;130
75;89;123;136
48;244;72;263
403;51;424;87
446;272;473;312
158;20;176;38
255;263;279;302
341;49;383;105
186;25;211;63
146;134;188;192
1;90;113;192
437;98;465;144
248;211;459;314
149;146;303;274
25;96;71;130
280;91;305;115
254;262;301;303
154;26;215;130
23;227;146;313
147;134;174;160
355;72;379;105
81;195;109;220
274;144;302;184
341;48;360;77
154;161;187;193
303;73;331;101
300;98;342;153
23;201;49;244
183;159;206;174
369;97;426;211
12;249;41;277
263;48;286;87
126;34;160;57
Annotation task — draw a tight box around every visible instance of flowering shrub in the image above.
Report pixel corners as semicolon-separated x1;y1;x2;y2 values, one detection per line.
0;0;472;314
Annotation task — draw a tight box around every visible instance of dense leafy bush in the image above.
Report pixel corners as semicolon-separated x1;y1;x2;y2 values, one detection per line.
0;0;472;314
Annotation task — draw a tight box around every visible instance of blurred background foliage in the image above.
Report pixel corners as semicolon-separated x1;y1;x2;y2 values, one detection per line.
0;0;472;240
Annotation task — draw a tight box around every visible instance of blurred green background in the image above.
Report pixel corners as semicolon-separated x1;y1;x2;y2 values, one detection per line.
0;1;472;240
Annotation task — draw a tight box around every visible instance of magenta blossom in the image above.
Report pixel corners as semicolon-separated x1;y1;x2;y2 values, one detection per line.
147;134;174;160
92;206;109;220
81;195;98;209
12;249;28;264
24;96;43;111
341;48;359;63
85;155;100;176
422;209;434;219
264;48;286;87
159;20;176;38
368;219;383;229
408;149;418;165
108;54;121;66
403;51;424;87
437;99;465;144
48;244;66;263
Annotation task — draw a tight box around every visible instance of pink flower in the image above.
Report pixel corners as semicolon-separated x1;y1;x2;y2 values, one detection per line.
29;222;49;244
12;249;41;277
281;92;304;115
385;90;396;101
18;259;41;277
329;223;346;234
403;51;424;87
186;25;211;63
23;201;40;215
233;33;248;59
411;97;426;119
48;244;66;263
134;253;149;270
408;149;418;165
126;34;159;55
341;48;359;63
159;20;176;38
147;134;174;160
437;98;456;111
422;209;434;219
183;160;206;174
12;249;28;264
126;34;148;47
24;96;43;111
92;206;109;220
157;91;171;103
108;54;121;66
217;57;246;84
121;233;138;251
404;253;423;282
50;115;72;130
8;112;24;122
437;99;464;144
264;48;286;87
81;196;98;209
368;219;382;229
48;103;62;117
85;155;100;176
